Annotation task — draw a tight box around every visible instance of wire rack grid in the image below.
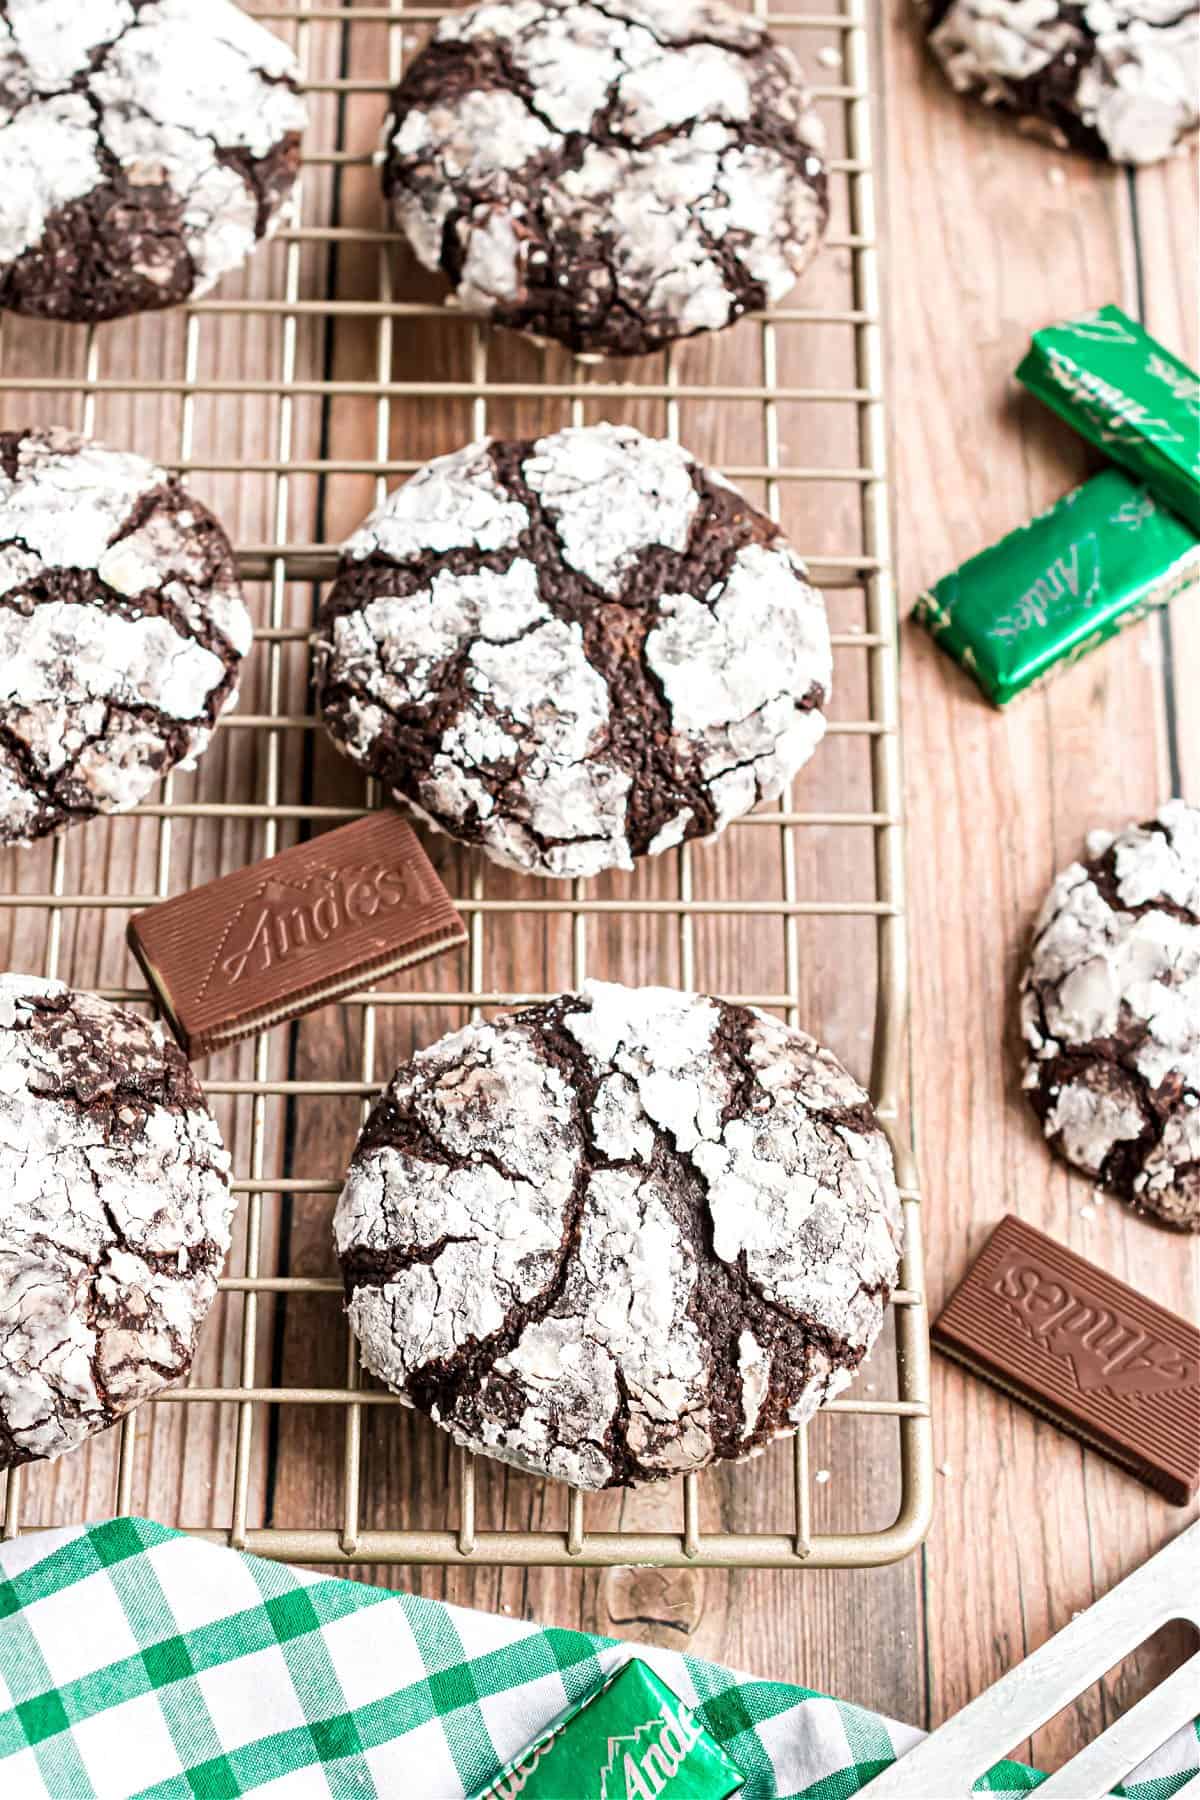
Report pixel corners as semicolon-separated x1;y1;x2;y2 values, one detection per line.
0;0;933;1573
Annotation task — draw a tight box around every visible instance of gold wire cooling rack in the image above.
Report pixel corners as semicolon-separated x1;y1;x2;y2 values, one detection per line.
0;0;933;1573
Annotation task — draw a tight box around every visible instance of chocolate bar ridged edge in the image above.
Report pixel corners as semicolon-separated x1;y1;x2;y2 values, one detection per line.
127;919;468;1059
931;1331;1195;1505
125;936;194;1056
932;1215;1199;1505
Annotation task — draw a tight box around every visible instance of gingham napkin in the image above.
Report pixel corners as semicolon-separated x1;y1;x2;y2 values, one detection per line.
0;1520;1197;1800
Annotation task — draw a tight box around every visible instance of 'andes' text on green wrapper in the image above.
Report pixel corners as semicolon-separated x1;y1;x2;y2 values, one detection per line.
1017;304;1200;533
913;468;1200;705
472;1658;745;1800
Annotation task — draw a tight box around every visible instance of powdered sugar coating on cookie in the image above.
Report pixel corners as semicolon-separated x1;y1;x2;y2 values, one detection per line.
0;427;252;847
1021;799;1200;1229
0;0;307;322
317;424;831;880
0;975;234;1469
923;0;1199;165
335;980;901;1489
383;0;827;356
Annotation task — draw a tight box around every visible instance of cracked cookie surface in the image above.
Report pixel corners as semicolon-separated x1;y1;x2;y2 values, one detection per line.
921;0;1199;164
0;0;307;322
382;0;828;356
335;980;902;1490
0;975;234;1469
0;427;252;847
316;424;831;880
1021;799;1200;1230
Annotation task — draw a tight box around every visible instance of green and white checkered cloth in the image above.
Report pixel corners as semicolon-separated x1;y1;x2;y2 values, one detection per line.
0;1519;1196;1799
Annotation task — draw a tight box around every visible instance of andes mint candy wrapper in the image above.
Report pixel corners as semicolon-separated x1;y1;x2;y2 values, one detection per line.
472;1657;744;1800
913;468;1200;705
1017;304;1200;533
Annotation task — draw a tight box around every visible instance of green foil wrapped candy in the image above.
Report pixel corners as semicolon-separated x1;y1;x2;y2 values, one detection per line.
473;1658;745;1800
913;468;1200;706
1017;305;1200;533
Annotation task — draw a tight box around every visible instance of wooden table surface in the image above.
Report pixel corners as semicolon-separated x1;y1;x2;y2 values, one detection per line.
0;0;1197;1780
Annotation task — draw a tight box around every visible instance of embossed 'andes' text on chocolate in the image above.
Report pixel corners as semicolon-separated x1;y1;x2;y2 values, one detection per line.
992;1257;1198;1394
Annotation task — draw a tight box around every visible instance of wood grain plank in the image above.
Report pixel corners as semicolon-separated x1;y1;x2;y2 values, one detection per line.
4;0;1194;1762
887;0;1199;1769
1131;154;1200;801
1083;146;1200;1749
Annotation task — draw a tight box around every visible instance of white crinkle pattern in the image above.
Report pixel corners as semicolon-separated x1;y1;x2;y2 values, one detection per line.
0;0;307;308
926;0;1199;165
385;0;826;354
319;424;831;879
336;980;902;1489
0;976;233;1468
1021;799;1200;1228
0;428;252;845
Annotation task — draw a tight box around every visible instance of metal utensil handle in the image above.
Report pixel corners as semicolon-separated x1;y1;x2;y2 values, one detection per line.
861;1520;1200;1799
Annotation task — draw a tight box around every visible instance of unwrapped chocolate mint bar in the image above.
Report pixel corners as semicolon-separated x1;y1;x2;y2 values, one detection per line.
933;1217;1200;1504
913;468;1200;704
128;811;467;1056
1017;304;1200;533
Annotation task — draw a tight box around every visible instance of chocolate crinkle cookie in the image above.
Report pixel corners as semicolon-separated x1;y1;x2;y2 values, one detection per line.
382;0;828;357
1022;799;1200;1231
335;981;902;1490
0;975;234;1470
316;424;831;881
921;0;1199;165
0;0;307;322
0;427;252;848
